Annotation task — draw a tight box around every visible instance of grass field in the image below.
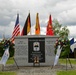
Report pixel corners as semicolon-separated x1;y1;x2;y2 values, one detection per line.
59;58;76;64
0;72;16;75
57;70;76;75
58;58;76;75
6;57;14;64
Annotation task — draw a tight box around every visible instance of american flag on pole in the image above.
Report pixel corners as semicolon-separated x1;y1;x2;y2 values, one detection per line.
11;14;20;43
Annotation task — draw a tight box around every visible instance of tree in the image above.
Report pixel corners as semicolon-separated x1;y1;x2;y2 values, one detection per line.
52;19;69;38
53;19;62;36
53;19;70;57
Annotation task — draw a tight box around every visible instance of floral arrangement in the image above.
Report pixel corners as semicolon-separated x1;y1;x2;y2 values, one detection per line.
54;37;70;57
0;39;14;57
3;40;10;49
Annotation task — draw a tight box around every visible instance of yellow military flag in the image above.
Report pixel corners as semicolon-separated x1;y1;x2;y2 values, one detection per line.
35;13;40;35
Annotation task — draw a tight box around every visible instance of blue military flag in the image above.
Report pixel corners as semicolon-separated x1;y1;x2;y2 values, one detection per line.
70;38;74;53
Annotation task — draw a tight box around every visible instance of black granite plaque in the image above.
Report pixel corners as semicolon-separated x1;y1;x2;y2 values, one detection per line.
28;38;45;63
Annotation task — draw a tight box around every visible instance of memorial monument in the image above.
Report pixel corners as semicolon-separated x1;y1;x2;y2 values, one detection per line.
14;35;58;67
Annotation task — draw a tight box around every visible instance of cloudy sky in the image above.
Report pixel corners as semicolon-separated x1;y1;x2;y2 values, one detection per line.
0;0;76;40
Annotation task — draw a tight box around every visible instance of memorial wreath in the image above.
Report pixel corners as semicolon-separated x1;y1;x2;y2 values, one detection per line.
54;37;70;57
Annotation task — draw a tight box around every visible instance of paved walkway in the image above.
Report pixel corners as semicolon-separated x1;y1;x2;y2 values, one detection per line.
1;64;76;75
17;67;56;75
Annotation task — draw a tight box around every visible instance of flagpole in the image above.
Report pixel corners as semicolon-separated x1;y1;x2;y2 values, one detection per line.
2;32;5;41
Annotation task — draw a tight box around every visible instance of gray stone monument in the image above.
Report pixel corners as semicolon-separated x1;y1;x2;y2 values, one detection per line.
14;35;58;66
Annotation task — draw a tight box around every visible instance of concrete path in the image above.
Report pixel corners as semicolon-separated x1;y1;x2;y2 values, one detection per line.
1;64;76;75
17;67;56;75
17;64;76;75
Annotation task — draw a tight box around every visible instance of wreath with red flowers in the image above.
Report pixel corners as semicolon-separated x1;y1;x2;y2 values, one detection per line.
54;37;70;57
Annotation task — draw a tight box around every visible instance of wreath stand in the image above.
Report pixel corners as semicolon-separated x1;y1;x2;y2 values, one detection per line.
74;49;76;61
13;58;19;69
66;54;73;70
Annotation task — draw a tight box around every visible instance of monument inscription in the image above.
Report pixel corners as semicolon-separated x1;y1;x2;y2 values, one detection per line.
28;38;45;63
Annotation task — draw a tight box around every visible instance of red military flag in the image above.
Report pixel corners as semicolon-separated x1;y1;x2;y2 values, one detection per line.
11;14;20;43
35;13;40;35
46;15;54;36
21;13;31;35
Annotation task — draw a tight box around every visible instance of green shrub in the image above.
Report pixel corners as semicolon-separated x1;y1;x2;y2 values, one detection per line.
0;40;15;57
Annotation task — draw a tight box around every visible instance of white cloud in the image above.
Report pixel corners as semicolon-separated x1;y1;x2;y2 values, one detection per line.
0;21;14;38
57;7;76;25
40;27;46;35
0;0;76;40
67;26;76;36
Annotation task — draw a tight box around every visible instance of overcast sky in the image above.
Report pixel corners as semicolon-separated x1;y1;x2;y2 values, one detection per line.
0;0;76;40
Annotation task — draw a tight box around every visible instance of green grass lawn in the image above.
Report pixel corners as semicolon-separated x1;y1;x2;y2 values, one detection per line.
0;72;16;75
0;57;14;64
57;70;76;75
6;57;14;64
59;58;76;64
58;58;76;75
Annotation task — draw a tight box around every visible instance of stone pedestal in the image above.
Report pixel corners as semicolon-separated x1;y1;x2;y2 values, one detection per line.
14;35;58;66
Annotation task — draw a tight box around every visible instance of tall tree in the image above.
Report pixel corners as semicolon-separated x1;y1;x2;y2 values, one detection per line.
53;19;70;58
52;19;69;38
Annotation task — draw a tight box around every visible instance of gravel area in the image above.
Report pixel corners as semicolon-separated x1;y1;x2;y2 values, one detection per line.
0;64;76;75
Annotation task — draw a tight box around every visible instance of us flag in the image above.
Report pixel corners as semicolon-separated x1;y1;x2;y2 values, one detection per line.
11;14;20;43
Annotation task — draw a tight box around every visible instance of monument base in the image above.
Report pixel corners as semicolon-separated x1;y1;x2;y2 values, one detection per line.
14;35;58;67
